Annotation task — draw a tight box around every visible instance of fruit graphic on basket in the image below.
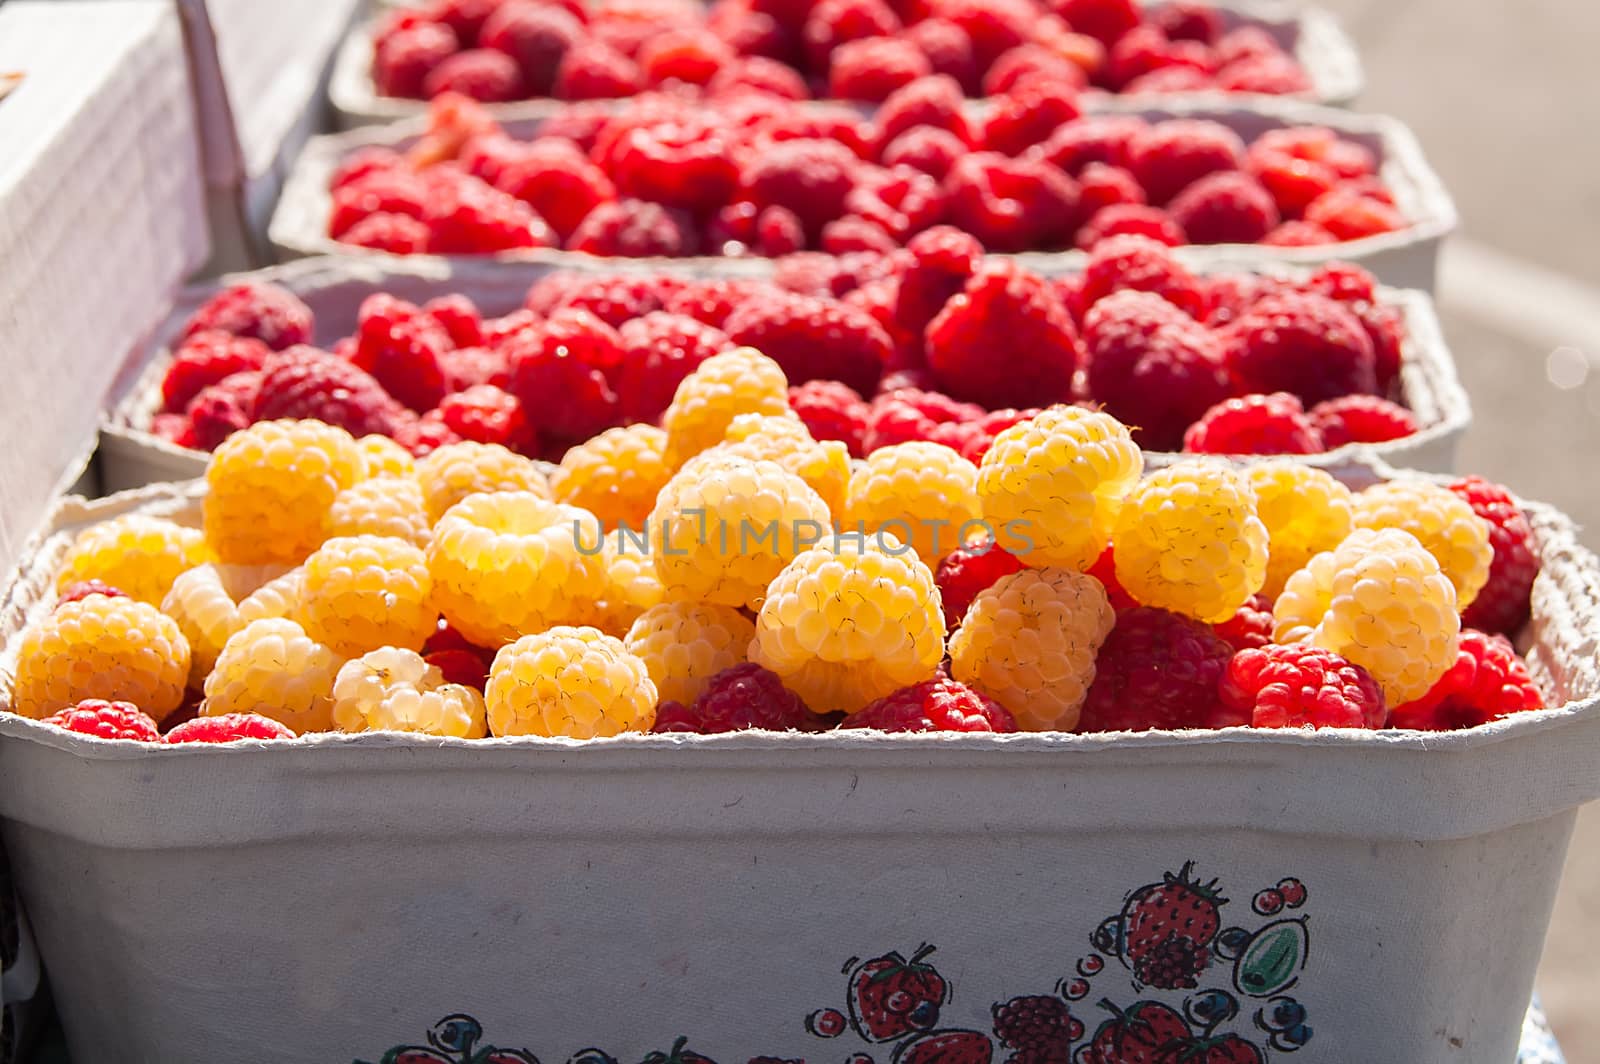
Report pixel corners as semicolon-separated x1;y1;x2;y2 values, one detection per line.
1080;1000;1192;1064
1113;862;1226;990
890;1029;994;1064
847;945;952;1042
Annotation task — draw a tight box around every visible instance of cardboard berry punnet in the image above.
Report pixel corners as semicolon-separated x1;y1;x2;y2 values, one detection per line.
0;457;1595;1063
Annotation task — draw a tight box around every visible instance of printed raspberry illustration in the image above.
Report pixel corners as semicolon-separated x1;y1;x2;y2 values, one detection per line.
943;152;1078;253
1450;476;1540;635
1122;862;1224;990
709;413;852;517
164;713;296;743
1227;291;1378;405
1221;644;1387;730
1183;393;1324;456
723;290;891;396
1246;461;1355;597
1309;394;1420;447
484;626;658;738
162;332;270;414
661;347;791;468
1167;170;1280;245
1077;607;1234;732
926;261;1080;409
14;593;190;721
623;602;756;707
331;647;488;738
1076;234;1205;320
182;282;313;351
1274;527;1461;704
54;514;209;607
948;567;1115;731
299;535;439;657
550;423;673;531
1389;629;1543;731
842;675;1017;733
936;539;1026;630
41;700;162;742
326;475;433;548
252;345;406;438
1214;593;1274;652
616;312;730;423
845;441;981;566
415;440;551;523
652;663;816;734
992;994;1078;1060
752;536;945;713
161;562;290;683
202;617;342;734
788;379;871;456
1353;480;1493;610
591;528;666;637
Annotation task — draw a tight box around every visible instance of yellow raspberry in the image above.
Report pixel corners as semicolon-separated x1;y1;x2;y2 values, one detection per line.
12;594;190;720
357;434;416;478
710;414;851;517
203;419;365;565
1274;527;1460;704
977;405;1144;570
484;626;657;738
1246;462;1356;599
1113;462;1269;623
202;617;343;733
650;455;832;610
845;441;980;566
416;441;550;524
427;491;604;647
1352;480;1493;610
235;565;304;626
299;535;438;657
662;347;790;468
161;562;292;683
590;528;665;637
55;515;210;606
751;536;944;713
948;568;1114;731
325;476;432;547
550;424;672;531
624;602;754;706
331;647;487;738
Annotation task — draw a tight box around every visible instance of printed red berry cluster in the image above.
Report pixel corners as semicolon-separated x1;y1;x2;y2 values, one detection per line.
327;91;1405;257
372;0;1313;106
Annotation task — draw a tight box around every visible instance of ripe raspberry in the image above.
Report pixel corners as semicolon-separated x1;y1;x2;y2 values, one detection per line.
1214;593;1273;652
843;675;1016;732
738;138;859;242
350;295;450;413
1220;644;1387;730
706;55;809;99
1274;527;1461;704
200;617;340;732
591;527;666;637
862;387;977;451
331;647;488;738
821;216;898;254
983;43;1088;97
1054;0;1139;46
977;405;1143;570
393;413;462;457
253;346;405;437
42;700;162;742
1075;162;1147;221
423;48;525;101
480;2;580;94
1227;291;1377;405
1217;52;1311;94
1128;120;1245;206
829;36;932;102
710;413;852;517
14;594;189;720
1245;461;1355;598
551;423;672;531
415;440;550;523
1246;126;1373;214
374;21;458;98
502;310;623;442
1076;607;1233;732
428;0;498;47
1077;234;1206;319
788;379;870;456
661;347;791;467
485;626;658;737
802;0;901;70
982;77;1084;158
568;198;698;258
926;0;1035;67
159;562;290;684
1029;114;1145;176
182;282;313;351
720;291;889;396
925;260;1080;408
341;211;432;253
432;385;536;453
752;536;945;713
55;514;208;607
162;332;270;414
949;567;1114;730
554;39;644;98
164;713;296;743
204;419;364;565
881;127;967;181
1167;170;1279;245
935;538;1026;631
1082;290;1230;451
428;492;604;646
1449;477;1539;635
1353;480;1493;610
638;27;731;86
873;75;972;154
425;175;557;254
356;434;419;480
328;167;427;240
663;279;763;329
1263;220;1337;247
905;18;979;92
1309;395;1419;447
614;312;730;423
1075;203;1186;250
537;272;673;326
493;139;615;240
623;602;756;706
1114;462;1268;623
652;663;816;734
992;995;1078;1057
943;152;1079;252
1389;629;1543;731
1183;393;1322;456
1304;184;1406;241
1107;26;1213;92
57;579;128;606
845;441;980;565
299;535;439;657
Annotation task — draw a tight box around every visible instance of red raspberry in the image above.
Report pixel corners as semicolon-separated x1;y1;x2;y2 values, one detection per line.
422;649;492;691
1077;607;1234;732
442;345;509;391
740;138;860;242
1308;394;1418;447
926;260;1080;408
374;22;458;98
1200;273;1276;328
617;312;732;422
707;56;809;99
493;140;615;240
905;18;979;94
1087;545;1137;611
58;580;130;607
663;278;764;328
1246;126;1372;218
392;412;463;457
329;169;430;239
772;250;894;298
148;413;195;447
1168;170;1280;245
164;713;298;743
936;540;1026;628
1128;119;1246;206
426;176;558;254
829;36;932;102
504;308;624;440
1302;260;1378;304
1122;65;1215;94
881;128;966;180
186;371;262;450
863;387;981;451
638;27;732;86
652;663;817;733
428;0;499;46
845;166;946;240
433;385;537;451
1082;290;1230;451
1214;26;1281;66
1228;291;1377;404
802;0;901;71
608;117;740;213
1213;594;1273;652
748;103;873;157
944;151;1078;252
843;675;1017;732
924;0;1033;68
896;224;981;333
1077;234;1205;319
788;379;871;456
161;331;270;413
1075;162;1146;219
983;44;1088;97
1052;0;1140;47
723;290;891;394
1450;477;1540;635
253;346;405;437
544;272;673;326
43;700;162;742
532;100;615;153
982;79;1083;157
350;294;451;412
1219;644;1387;730
1028;114;1147;175
1075;203;1186;249
1389;630;1543;731
330;146;406;192
568;198;698;257
342;212;432;253
873;75;972;153
747;205;807;255
1217;53;1312;95
1182;392;1323;455
422;294;484;349
554;39;643;98
480;3;581;94
957;406;1039;463
183;282;313;351
822;216;899;253
1105;25;1207;90
1262;220;1337;247
1157;1;1223;43
423;49;525;101
1304;183;1406;241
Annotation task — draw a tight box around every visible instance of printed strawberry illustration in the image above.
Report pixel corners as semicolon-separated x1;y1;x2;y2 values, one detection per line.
1170;1034;1264;1064
847;945;951;1042
891;1029;994;1064
639;1037;717;1064
1121;863;1226;990
1080;1001;1192;1064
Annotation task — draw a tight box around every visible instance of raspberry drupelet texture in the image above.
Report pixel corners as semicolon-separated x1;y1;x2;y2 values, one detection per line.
1274;527;1460;705
624;602;755;706
787;379;871;456
164;713;296;743
1214;593;1274;651
428;491;605;647
161;562;291;683
1218;644;1387;729
977;406;1144;571
1113;462;1269;624
650;455;832;610
484;626;658;738
590;528;666;637
925;260;1081;410
992;994;1081;1058
1310;394;1420;448
1450;476;1539;635
722;289;892;396
1246;461;1355;598
652;663;816;734
325;476;433;547
1182;392;1323;456
935;539;1026;631
1226;291;1378;406
551;423;673;531
844;441;981;566
181;282;313;351
42;700;162;742
203;419;365;565
299;535;439;657
331;647;488;738
1352;480;1493;610
202;617;343;733
752;536;945;714
415;440;551;523
710;413;852;518
948;567;1115;731
1388;629;1543;731
661;347;792;468
235;565;306;627
14;594;190;721
162;332;270;414
357;434;417;478
842;675;1017;733
55;514;209;606
1076;607;1234;732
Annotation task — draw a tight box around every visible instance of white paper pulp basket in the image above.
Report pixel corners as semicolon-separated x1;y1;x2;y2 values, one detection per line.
0;460;1596;1064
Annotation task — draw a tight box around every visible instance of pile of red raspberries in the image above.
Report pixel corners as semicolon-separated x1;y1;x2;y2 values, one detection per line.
152;237;1418;460
326;89;1405;257
372;0;1314;105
